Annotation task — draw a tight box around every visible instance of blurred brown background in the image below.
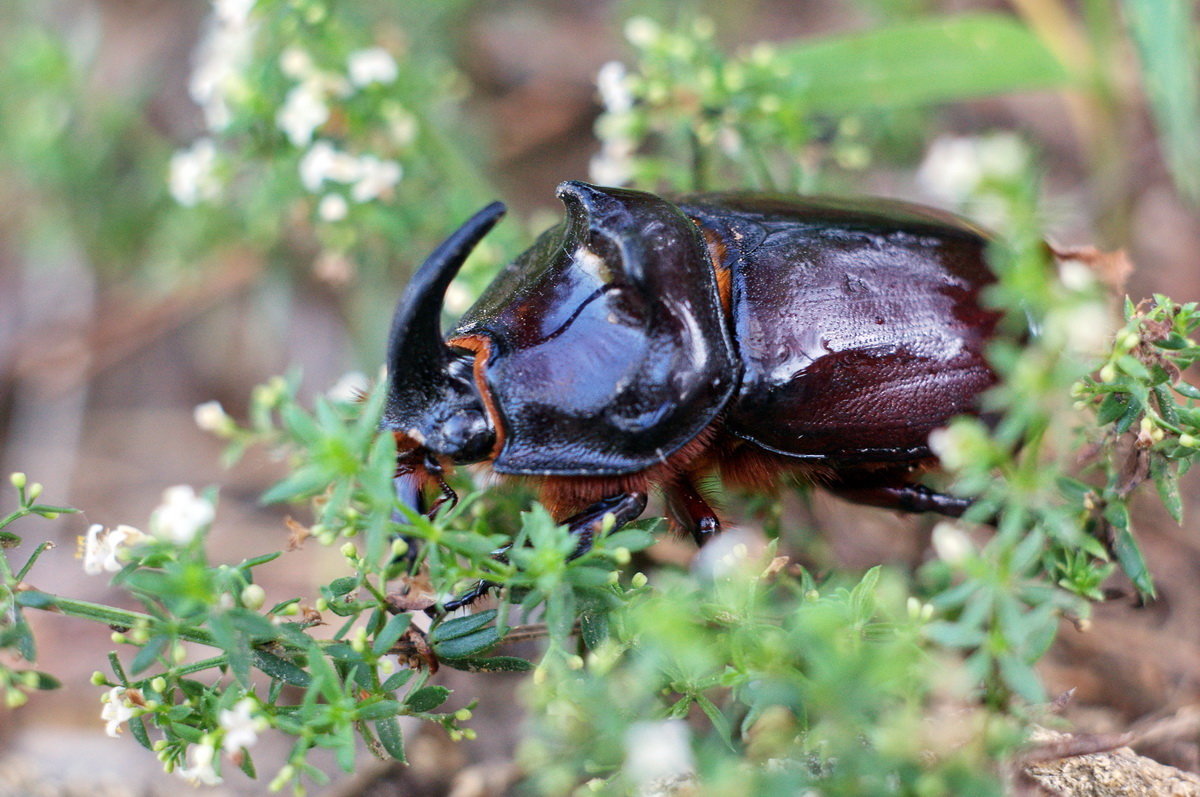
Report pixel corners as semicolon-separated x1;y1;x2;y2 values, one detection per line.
1;0;1199;794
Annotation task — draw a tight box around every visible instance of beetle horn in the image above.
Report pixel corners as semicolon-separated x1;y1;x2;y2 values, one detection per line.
385;202;506;400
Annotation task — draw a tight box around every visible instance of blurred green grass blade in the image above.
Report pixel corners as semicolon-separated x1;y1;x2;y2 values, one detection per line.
1122;0;1200;205
773;14;1069;113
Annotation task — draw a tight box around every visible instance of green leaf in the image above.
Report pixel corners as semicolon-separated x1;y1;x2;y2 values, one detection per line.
209;613;252;687
440;655;533;673
695;694;734;751
1173;380;1200;400
579;611;608;650
238;751;257;779
129;717;153;751
129;635;168;675
1122;0;1200;205
405;685;450;713
238;552;282;570
1151;456;1184;525
372;613;412;656
381;668;414;691
773;14;1068;114
25;670;61;690
998;654;1046;703
355;699;402;721
375;717;407;763
431;625;503;660
1112;524;1156;599
0;530;20;548
327;577;359;597
430;610;497;643
253;650;312;686
259;466;330;505
1096;393;1129;425
924;621;986;648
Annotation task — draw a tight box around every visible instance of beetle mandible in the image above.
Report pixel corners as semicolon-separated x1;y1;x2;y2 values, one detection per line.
382;181;1000;569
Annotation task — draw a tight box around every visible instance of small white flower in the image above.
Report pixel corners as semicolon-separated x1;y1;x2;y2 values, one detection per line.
279;46;313;80
624;719;695;785
918;137;984;205
317;193;349;222
213;0;255;26
927;424;981;472
384;105;418;148
189;8;256;131
169;138;221;207
918;133;1030;207
177;741;223;786
101;686;139;737
350;155;402;202
932;522;974;565
300;141;362;192
596;61;633;113
219;698;268;753
193;400;233;434
82;524;149;575
150;486;215;544
328;371;368;403
589;139;635;186
347;47;399;87
624;17;661;49
277;82;329;147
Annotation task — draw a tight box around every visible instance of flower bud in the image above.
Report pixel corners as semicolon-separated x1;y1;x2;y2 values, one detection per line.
27;483;42;501
241;584;267;610
630;572;648;589
151;677;167;693
90;671;107;686
10;472;26;489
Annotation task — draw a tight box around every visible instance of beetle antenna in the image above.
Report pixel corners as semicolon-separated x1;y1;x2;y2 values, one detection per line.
386;202;506;399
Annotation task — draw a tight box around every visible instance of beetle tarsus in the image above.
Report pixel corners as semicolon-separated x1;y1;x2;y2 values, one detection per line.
563;491;649;558
831;479;971;517
428;491;649;615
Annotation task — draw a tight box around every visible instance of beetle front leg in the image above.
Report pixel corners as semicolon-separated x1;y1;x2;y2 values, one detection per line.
433;492;647;615
562;491;649;557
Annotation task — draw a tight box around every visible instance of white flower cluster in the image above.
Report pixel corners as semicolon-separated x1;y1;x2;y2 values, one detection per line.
150;485;216;544
917;133;1030;227
589;60;637;186
169;138;221;207
101;686;141;737
172;1;409;215
80;487;217;575
624;718;695;786
300;140;403;217
190;0;257;132
81;524;148;575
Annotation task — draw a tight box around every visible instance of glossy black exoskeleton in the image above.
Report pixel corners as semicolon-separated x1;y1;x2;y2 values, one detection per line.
381;181;1001;605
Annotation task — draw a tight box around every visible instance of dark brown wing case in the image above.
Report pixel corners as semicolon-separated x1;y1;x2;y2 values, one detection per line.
680;194;999;464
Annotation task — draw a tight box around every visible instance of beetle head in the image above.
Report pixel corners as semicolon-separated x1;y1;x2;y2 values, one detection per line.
381;202;505;464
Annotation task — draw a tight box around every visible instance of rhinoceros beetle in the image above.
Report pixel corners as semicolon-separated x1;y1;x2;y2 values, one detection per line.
382;181;1000;601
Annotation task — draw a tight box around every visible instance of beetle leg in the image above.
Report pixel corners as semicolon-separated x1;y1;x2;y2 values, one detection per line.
829;477;971;517
664;477;721;546
431;492;648;615
562;491;649;556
